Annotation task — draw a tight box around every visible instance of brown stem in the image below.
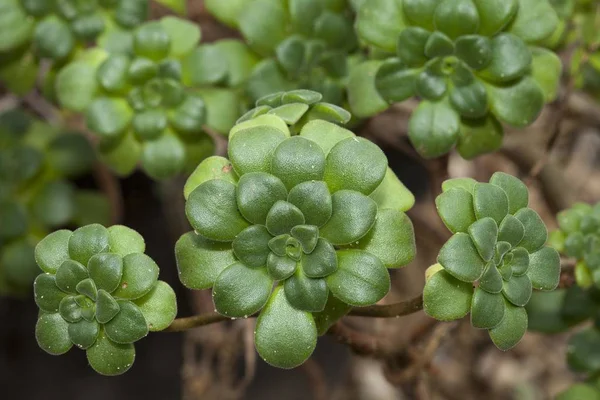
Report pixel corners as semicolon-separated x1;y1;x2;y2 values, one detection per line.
164;311;231;332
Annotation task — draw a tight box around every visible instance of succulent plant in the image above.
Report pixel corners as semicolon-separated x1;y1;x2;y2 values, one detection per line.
423;173;560;350
33;224;177;376
175;90;416;368
54;16;217;180
558;383;600;400
0;109;108;296
0;0;148;94
206;0;359;106
352;0;562;159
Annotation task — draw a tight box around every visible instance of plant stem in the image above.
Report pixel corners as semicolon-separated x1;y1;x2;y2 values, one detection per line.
164;294;424;332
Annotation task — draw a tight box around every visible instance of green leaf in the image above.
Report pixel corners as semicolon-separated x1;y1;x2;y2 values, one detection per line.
134;21;171;61
356;208;415;268
96;289;120;324
86;98;133;139
489;172;528;214
472;0;518;36
449;79;488;119
403;0;438;31
36;312;73;355
313;293;352;335
55;260;88;293
266;201;305;236
88;253;123;293
99;132;142;176
557;385;600;400
347;60;389;118
454;36;492;70
468;217;498;262
498;215;525;247
423;269;473;321
76;278;98;301
456;115;503;159
375;59;419;104
299;120;354;156
168;94;206;134
184;156;238;200
107;225;146;257
132;109;167;141
530;47;562;102
270;137;326;190
425;32;454;58
284;269;328;312
291;225;319;254
111;253;159;300
232;114;290;138
175;231;236;290
438;233;486;282
287;181;333;227
86;331;135;376
97;55;130;94
34;15;75;60
235;173;287;225
228;126;287;176
186;179;250;242
68;319;100;350
396;27;430;67
301;238;337;278
56;61;98;112
514;208;548;252
134;281;177;331
255;286;317;368
479;34;531;83
267;253;298;280
59;296;82;323
104;300;148;344
502;274;532;306
68;224;110;266
0;0;34;52
160;16;198;56
489;299;527;350
238;0;288;55
35;230;72;274
356;0;405;52
568;327;600;373
232;225;272;268
324;137;387;195
268;104;309;126
507;0;559;43
415;70;447;101
408;101;460;158
141;132;186;180
369;168;415;212
32;181;75;228
471;288;505;329
326;250;390;306
213;262;273;318
486;77;545;128
127;58;158;85
196;88;241;135
320;190;377;246
527;247;560;290
473;183;509;224
435;188;476;233
181;45;227;86
479;262;503;293
434;0;479;39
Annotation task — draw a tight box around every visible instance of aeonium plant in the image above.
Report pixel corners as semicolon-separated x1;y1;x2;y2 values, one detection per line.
423;173;561;350
351;0;562;159
175;91;416;368
33;224;177;376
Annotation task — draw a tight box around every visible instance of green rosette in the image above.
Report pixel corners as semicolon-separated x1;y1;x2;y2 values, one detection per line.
175;90;416;369
351;0;562;159
33;224;177;376
423;173;560;350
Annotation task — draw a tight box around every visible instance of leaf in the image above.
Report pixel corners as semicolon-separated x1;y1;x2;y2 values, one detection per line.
403;0;438;31
213;39;260;87
88;253;123;293
468;217;498;262
36;312;72;355
213;262;273;318
68;319;100;350
425;32;454;58
34;15;75;60
271;137;326;190
355;0;406;52
86;331;135;376
456;115;504;159
31;181;75;228
184;156;238;200
397;27;430;67
238;0;288;55
55;61;98;112
471;288;505;329
324;137;387;195
472;0;518;36
134;281;177;331
434;0;480;39
284;269;328;312
408;101;460;158
107;225;146;258
313;293;352;335
196;88;241;135
489;172;529;214
347;60;389;118
449;79;488;119
104;300;149;344
76;278;98;301
156;1;188;16
489;299;528;350
369;168;415;212
473;183;509;224
175;231;236;290
228;125;287;176
68;224;110;266
502;274;532;307
111;253;159;300
55;260;88;293
96;290;120;324
530;47;562;102
232;225;272;268
479;33;531;83
454;35;492;70
168;94;206;134
35;230;72;274
266;201;305;236
527;247;560;290
86;97;133;139
291;225;319;254
423;269;473;321
326;250;390;306
301;239;338;278
255;286;317;368
140;132;186;180
435;188;476;233
486;77;545;128
567;326;600;373
99;131;142;176
299;120;354;155
507;0;559;43
507;247;529;276
181;45;227;86
267;253;298;280
498;215;525;247
479;263;503;293
514;208;548;253
438;233;486;282
320;190;377;246
186;179;250;242
0;0;34;52
58;296;82;324
133;21;171;61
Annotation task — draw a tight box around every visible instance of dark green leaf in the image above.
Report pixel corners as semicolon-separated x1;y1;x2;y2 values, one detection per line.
86;331;135;376
514;208;548;253
423;269;473;321
471;288;505;329
267;253;297;281
35;230;72;274
284;269;328;312
473;183;509;224
96;289;120;324
36;312;72;355
301;238;337;278
527;247;560;291
68;319;100;350
435;188;476;233
228;126;287;176
266;201;305;236
88;253;124;293
111;253;159;300
104;300;148;344
408;101;460;158
55;260;88;293
320;190;377;246
489;299;528;350
232;225;272;268
438;233;486;282
468;217;498;262
134;280;177;331
287;181;332;227
68;224;110;266
35;274;67;313
502;274;532;306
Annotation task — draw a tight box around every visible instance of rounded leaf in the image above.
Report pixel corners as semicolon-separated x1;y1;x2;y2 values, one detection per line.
266;201;305;236
473;0;517;36
111;253;159;300
408;101;460;159
487;77;545;128
107;225;146;257
36;313;73;355
55;260;88;293
105;300;149;344
514;208;547;253
141;132;186;180
228;126;287;176
134;22;171;61
468;217;498;262
479;34;531;83
502;274;532;307
96;289;121;324
301;238;337;278
86;331;135;376
88;253;124;293
423;269;473;321
35;230;72;274
237;172;288;225
438;233;486;282
284;269;328;312
134;281;177;331
56;61;99;112
527;247;560;291
68;319;100;350
267;253;298;281
435;188;476;233
507;0;558;43
184;156;238;200
471;288;505;329
433;0;480;39
287;181;332;227
271;137;326;190
232;225;272;268
489;299;528;350
320;190;377;246
35;274;67;313
86;98;133;139
159;16;200;57
68;224;110;266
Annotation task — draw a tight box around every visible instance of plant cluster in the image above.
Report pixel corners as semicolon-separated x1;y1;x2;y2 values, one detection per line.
423;173;560;350
0;110;108;296
176;90;416;368
33;224;177;376
351;0;562;159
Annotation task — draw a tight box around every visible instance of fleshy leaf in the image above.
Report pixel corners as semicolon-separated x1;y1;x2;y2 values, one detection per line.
134;281;177;331
479;262;503;293
55;260;88;293
68;319;100;350
468;217;498;262
36;313;73;355
76;278;98;301
433;0;479;39
527;247;560;291
228;126;287;176
498;214;525;248
423;269;473;321
438;233;486;282
232;225;272;268
271;137;326;190
86;331;135;376
486;77;545;128
175;232;236;290
290;225;319;254
320;190;377;245
287;181;332;227
35;274;67;313
104;300;149;344
514;208;547;253
213;262;273;318
266;201;305;236
111;253;159;300
472;0;518;36
567;327;600;373
88;253;123;293
35;230;72;274
473;183;509;224
236;172;288;225
507;247;529;276
489;299;528;350
441;177;477;193
267;253;297;281
284;269;328;312
326;250;390;306
489;172;528;214
479;33;531;83
369;168;415;212
435;188;476;233
471;288;505;329
184;156;238;200
301;238;338;278
68;224;110;266
506;0;559;43
502;274;532;307
96;289;121;324
408;100;460;159
59;296;83;323
313;293;353;336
